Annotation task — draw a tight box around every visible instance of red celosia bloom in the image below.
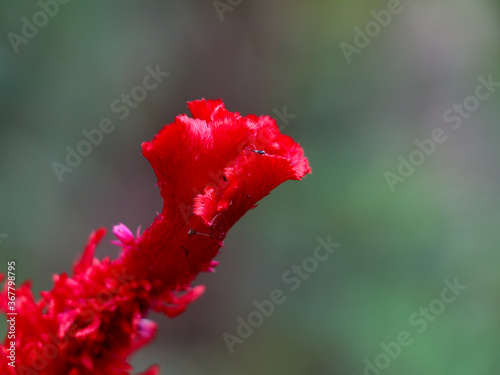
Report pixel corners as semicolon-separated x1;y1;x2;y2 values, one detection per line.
0;99;311;375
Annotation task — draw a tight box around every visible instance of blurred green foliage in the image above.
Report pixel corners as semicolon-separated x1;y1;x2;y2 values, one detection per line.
1;1;500;374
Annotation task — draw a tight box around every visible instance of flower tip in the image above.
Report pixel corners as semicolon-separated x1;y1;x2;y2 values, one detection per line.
113;223;135;245
138;364;161;375
73;228;106;275
206;260;220;273
141;141;153;155
187;98;225;122
138;318;158;340
191;285;206;299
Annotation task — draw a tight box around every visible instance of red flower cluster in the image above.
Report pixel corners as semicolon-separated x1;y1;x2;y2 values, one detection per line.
0;99;311;374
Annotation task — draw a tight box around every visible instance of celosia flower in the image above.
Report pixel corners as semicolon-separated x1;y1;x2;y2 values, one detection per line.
0;99;311;374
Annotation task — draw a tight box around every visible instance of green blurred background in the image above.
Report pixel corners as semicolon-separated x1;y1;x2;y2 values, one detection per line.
1;1;500;374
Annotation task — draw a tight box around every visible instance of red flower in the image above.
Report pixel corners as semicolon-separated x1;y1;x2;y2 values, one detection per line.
0;99;310;374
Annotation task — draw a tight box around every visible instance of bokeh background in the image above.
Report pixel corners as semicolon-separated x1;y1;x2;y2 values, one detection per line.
1;1;500;374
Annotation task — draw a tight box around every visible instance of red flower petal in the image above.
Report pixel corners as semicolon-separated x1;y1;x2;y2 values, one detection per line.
73;228;106;275
137;365;160;375
193;153;300;236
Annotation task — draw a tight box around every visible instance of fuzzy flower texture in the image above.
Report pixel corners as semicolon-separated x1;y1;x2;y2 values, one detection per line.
0;99;311;375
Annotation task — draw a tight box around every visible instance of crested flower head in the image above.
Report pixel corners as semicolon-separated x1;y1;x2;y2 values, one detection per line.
0;99;310;374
